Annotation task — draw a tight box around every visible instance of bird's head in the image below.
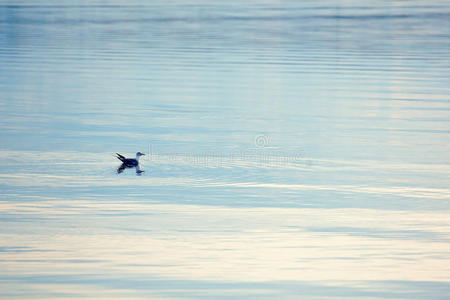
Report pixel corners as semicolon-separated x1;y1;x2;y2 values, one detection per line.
136;152;145;157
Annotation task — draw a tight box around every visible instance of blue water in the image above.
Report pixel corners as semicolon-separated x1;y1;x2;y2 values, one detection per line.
1;1;449;299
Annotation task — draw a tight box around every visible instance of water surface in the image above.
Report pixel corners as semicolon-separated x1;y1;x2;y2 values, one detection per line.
0;1;449;299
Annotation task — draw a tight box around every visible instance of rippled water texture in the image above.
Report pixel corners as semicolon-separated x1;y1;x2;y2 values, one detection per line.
1;1;449;299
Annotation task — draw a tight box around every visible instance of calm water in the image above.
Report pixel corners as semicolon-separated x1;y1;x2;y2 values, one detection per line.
1;1;449;299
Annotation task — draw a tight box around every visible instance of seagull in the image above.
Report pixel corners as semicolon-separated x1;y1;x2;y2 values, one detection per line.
116;152;145;166
116;152;146;174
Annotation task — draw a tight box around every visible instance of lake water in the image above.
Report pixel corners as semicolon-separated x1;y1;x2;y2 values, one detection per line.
1;1;449;299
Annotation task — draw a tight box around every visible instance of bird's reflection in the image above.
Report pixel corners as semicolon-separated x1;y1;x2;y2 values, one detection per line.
117;163;145;175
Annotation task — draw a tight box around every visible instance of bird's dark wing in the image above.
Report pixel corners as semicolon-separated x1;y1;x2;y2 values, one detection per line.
123;158;138;166
116;153;126;162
